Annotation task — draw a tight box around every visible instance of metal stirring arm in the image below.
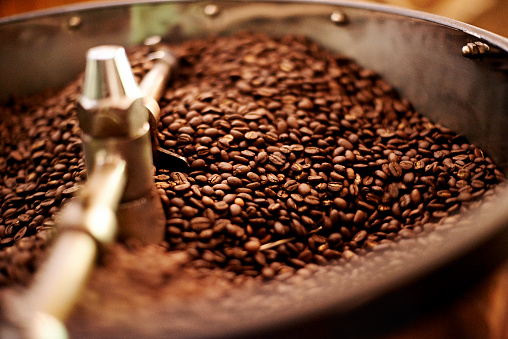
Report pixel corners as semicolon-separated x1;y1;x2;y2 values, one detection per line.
140;46;176;106
140;43;189;172
2;43;182;339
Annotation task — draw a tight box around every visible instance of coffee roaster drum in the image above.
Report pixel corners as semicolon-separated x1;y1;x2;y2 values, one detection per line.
0;1;508;338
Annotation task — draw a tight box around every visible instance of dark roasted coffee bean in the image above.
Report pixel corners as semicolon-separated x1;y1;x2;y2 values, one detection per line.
234;165;251;176
304;195;320;206
399;160;413;170
214;201;229;212
230;204;242;217
268;152;286;166
244;238;261;252
304;147;321;155
403;172;415;184
246;172;260;182
353;210;367;224
190;217;212;231
174;182;191;192
410;189;422;204
333;197;348;209
227;176;242;188
298;183;311;196
208;174;222;185
245;131;259;140
181;206;199;218
3;208;17;219
218;162;233;172
338;138;354;150
388;183;399;199
171;172;188;185
328;182;342;192
388;161;402;177
257;151;268;164
14;226;27;241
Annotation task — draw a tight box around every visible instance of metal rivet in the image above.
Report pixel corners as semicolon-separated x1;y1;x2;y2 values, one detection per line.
462;41;490;58
67;16;82;30
331;11;348;25
204;4;220;17
144;35;162;51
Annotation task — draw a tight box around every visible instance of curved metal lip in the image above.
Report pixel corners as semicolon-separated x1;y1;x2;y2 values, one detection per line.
1;0;507;48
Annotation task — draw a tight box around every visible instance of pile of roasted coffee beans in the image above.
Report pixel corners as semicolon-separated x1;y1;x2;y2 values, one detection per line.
154;32;504;279
0;81;86;285
0;32;504;286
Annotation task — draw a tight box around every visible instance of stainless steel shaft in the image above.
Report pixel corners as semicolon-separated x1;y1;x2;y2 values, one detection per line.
141;47;175;151
140;47;176;105
77;45;166;244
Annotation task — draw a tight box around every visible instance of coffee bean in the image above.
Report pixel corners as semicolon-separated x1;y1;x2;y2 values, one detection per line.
414;160;426;170
290;164;302;174
399;160;413;170
233;165;251;176
13;227;27;241
388;161;402;177
328;182;342;192
298;183;311;196
190;217;212;231
214;201;229;212
352;230;367;243
268;152;286;166
256;151;268;164
246;172;260;182
204;128;220;138
244;238;261;252
181;206;198;218
171;172;188;185
237;193;253;202
388;183;399;199
457;192;472;202
213;183;230;191
338;138;354;150
40;199;55;207
304;195;320;206
230;204;242;217
222;194;236;204
227;176;242;188
410;189;422;204
208;174;222;185
403;172;415;184
245;131;259;140
3;208;17;219
174;182;191;192
218;162;233;172
304;147;321;155
353;210;367;224
471;180;485;189
264;132;279;143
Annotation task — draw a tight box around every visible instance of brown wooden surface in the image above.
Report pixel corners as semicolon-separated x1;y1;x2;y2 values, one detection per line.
0;1;507;338
0;0;100;17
